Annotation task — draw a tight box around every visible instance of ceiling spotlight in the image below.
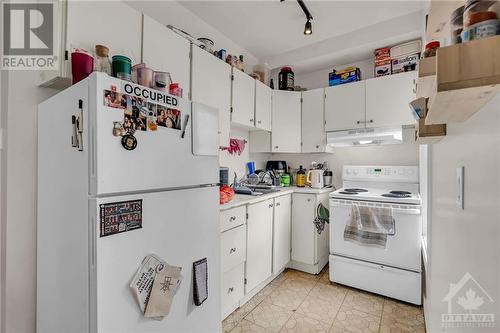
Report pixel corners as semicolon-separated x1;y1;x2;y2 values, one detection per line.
304;20;312;35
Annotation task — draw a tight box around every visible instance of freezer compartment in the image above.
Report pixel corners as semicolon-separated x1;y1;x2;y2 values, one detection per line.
330;255;422;305
89;73;219;195
91;186;221;332
330;199;422;272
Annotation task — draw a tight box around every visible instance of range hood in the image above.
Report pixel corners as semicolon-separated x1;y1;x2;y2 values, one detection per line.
327;126;403;147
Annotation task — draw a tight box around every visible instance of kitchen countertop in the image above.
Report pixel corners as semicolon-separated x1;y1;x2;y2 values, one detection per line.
220;186;335;211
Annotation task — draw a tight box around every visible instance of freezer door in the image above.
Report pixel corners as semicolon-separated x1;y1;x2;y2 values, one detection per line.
89;73;218;195
90;186;221;332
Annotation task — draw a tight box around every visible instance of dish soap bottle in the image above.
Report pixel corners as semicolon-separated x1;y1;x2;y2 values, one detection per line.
296;165;306;187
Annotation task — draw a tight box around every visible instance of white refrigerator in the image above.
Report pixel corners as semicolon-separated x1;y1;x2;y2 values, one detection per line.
37;72;221;332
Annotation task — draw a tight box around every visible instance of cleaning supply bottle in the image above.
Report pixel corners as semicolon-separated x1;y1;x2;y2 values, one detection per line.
296;165;306;187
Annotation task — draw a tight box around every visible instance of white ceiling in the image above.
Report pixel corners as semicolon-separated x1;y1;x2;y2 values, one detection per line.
179;0;426;71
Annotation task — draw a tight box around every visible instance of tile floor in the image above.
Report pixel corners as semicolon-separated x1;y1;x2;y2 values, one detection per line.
222;266;425;333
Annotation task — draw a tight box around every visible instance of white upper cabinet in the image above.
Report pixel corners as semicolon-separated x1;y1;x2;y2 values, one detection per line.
254;80;272;131
302;88;329;153
191;46;232;147
325;81;366;131
231;69;256;128
142;15;191;97
365;72;416;128
272;91;302;153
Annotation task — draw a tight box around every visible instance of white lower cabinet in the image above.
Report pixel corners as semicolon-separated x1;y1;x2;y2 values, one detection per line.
221;263;245;318
291;193;330;274
273;194;292;273
246;199;274;293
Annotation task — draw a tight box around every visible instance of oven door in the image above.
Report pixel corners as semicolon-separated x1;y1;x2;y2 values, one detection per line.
329;198;422;272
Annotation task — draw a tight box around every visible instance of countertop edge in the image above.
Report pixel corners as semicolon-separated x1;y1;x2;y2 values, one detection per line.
220;186;334;211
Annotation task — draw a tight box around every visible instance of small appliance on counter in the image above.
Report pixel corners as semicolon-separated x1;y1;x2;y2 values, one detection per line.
323;170;333;187
266;160;287;175
219;167;229;186
306;169;324;189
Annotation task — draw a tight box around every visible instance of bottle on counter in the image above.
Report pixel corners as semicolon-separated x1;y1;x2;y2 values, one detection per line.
296;165;306;187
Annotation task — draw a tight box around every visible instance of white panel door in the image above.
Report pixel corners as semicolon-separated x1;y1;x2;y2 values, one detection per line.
92;186;221;332
246;199;273;293
231;69;255;128
273;195;291;273
254;80;272;131
142;15;191;98
66;1;142;65
302;89;326;153
272;91;301;153
191;46;232;147
365;72;416;128
91;74;219;196
291;193;316;265
325;81;365;131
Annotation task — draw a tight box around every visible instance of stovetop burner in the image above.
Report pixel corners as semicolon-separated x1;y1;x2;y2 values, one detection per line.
344;188;368;193
338;191;359;195
381;191;412;198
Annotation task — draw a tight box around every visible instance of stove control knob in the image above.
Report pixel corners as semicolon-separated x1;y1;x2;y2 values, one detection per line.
346;169;351;175
407;169;414;175
398;169;405;175
353;169;359;175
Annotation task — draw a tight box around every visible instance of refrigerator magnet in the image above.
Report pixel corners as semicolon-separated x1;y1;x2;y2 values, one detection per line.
121;134;137;151
99;199;142;237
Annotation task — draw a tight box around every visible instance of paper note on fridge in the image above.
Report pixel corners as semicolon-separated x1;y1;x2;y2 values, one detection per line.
144;265;182;319
130;254;167;313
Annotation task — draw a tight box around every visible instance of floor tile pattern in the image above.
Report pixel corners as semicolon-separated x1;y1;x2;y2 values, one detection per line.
223;266;425;333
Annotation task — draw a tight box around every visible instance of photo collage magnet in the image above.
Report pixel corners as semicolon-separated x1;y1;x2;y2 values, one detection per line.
104;86;181;140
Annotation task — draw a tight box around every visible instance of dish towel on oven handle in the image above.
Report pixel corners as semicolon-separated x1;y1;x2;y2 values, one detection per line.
313;203;330;235
343;205;395;248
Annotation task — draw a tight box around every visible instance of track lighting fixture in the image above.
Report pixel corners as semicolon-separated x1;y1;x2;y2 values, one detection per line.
304;19;312;35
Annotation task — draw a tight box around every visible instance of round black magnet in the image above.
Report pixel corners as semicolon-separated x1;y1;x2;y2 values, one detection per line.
121;134;137;151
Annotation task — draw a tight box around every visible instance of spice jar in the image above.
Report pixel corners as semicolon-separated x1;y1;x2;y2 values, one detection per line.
464;0;496;27
95;45;111;75
450;6;464;44
278;66;294;91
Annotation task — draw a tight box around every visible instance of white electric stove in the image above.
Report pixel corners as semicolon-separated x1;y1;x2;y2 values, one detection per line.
329;165;422;305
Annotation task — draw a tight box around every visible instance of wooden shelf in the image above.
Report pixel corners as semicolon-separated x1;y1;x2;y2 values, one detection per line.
411;97;447;144
425;35;500;125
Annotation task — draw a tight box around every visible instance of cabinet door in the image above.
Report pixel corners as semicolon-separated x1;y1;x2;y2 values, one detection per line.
325;81;365;131
191;46;232;147
142;15;190;97
316;193;330;264
366;72;416;128
249;131;271;153
273;195;292;273
302;89;326;152
231;69;256;128
272;91;302;153
246;199;273;293
254;80;272;131
291;194;316;265
66;1;142;65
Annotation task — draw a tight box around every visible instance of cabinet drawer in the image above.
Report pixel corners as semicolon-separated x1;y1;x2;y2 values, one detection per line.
221;263;245;318
221;224;247;272
220;206;246;232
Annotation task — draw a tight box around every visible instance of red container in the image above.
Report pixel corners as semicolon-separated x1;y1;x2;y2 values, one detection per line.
71;51;94;84
169;83;183;97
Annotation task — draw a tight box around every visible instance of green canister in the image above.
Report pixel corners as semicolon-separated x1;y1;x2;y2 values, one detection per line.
112;55;132;78
280;173;291;187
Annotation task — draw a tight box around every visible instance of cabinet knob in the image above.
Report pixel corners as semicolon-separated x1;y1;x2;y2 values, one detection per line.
316;145;320;149
307;198;311;202
250;118;254;122
229;216;236;221
274;146;279;149
258;120;261;124
269;204;274;208
369;119;374;123
228;287;234;293
229;247;237;254
276;202;281;207
356;121;361;124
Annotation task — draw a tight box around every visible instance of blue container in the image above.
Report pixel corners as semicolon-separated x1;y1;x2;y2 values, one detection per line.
246;161;256;175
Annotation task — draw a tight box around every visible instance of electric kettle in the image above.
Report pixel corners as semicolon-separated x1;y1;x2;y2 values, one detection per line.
306;169;324;188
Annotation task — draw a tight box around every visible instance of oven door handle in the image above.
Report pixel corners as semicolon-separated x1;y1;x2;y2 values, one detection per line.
392;208;421;215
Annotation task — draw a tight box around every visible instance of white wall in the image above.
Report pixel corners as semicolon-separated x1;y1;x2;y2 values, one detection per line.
425;95;500;333
270;129;419;188
3;71;58;333
270;58;374;90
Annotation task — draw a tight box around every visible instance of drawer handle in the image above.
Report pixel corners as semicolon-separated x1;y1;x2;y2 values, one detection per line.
250;118;254;122
229;247;237;254
229;216;237;221
269;204;273;208
228;287;234;293
276;202;280;207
